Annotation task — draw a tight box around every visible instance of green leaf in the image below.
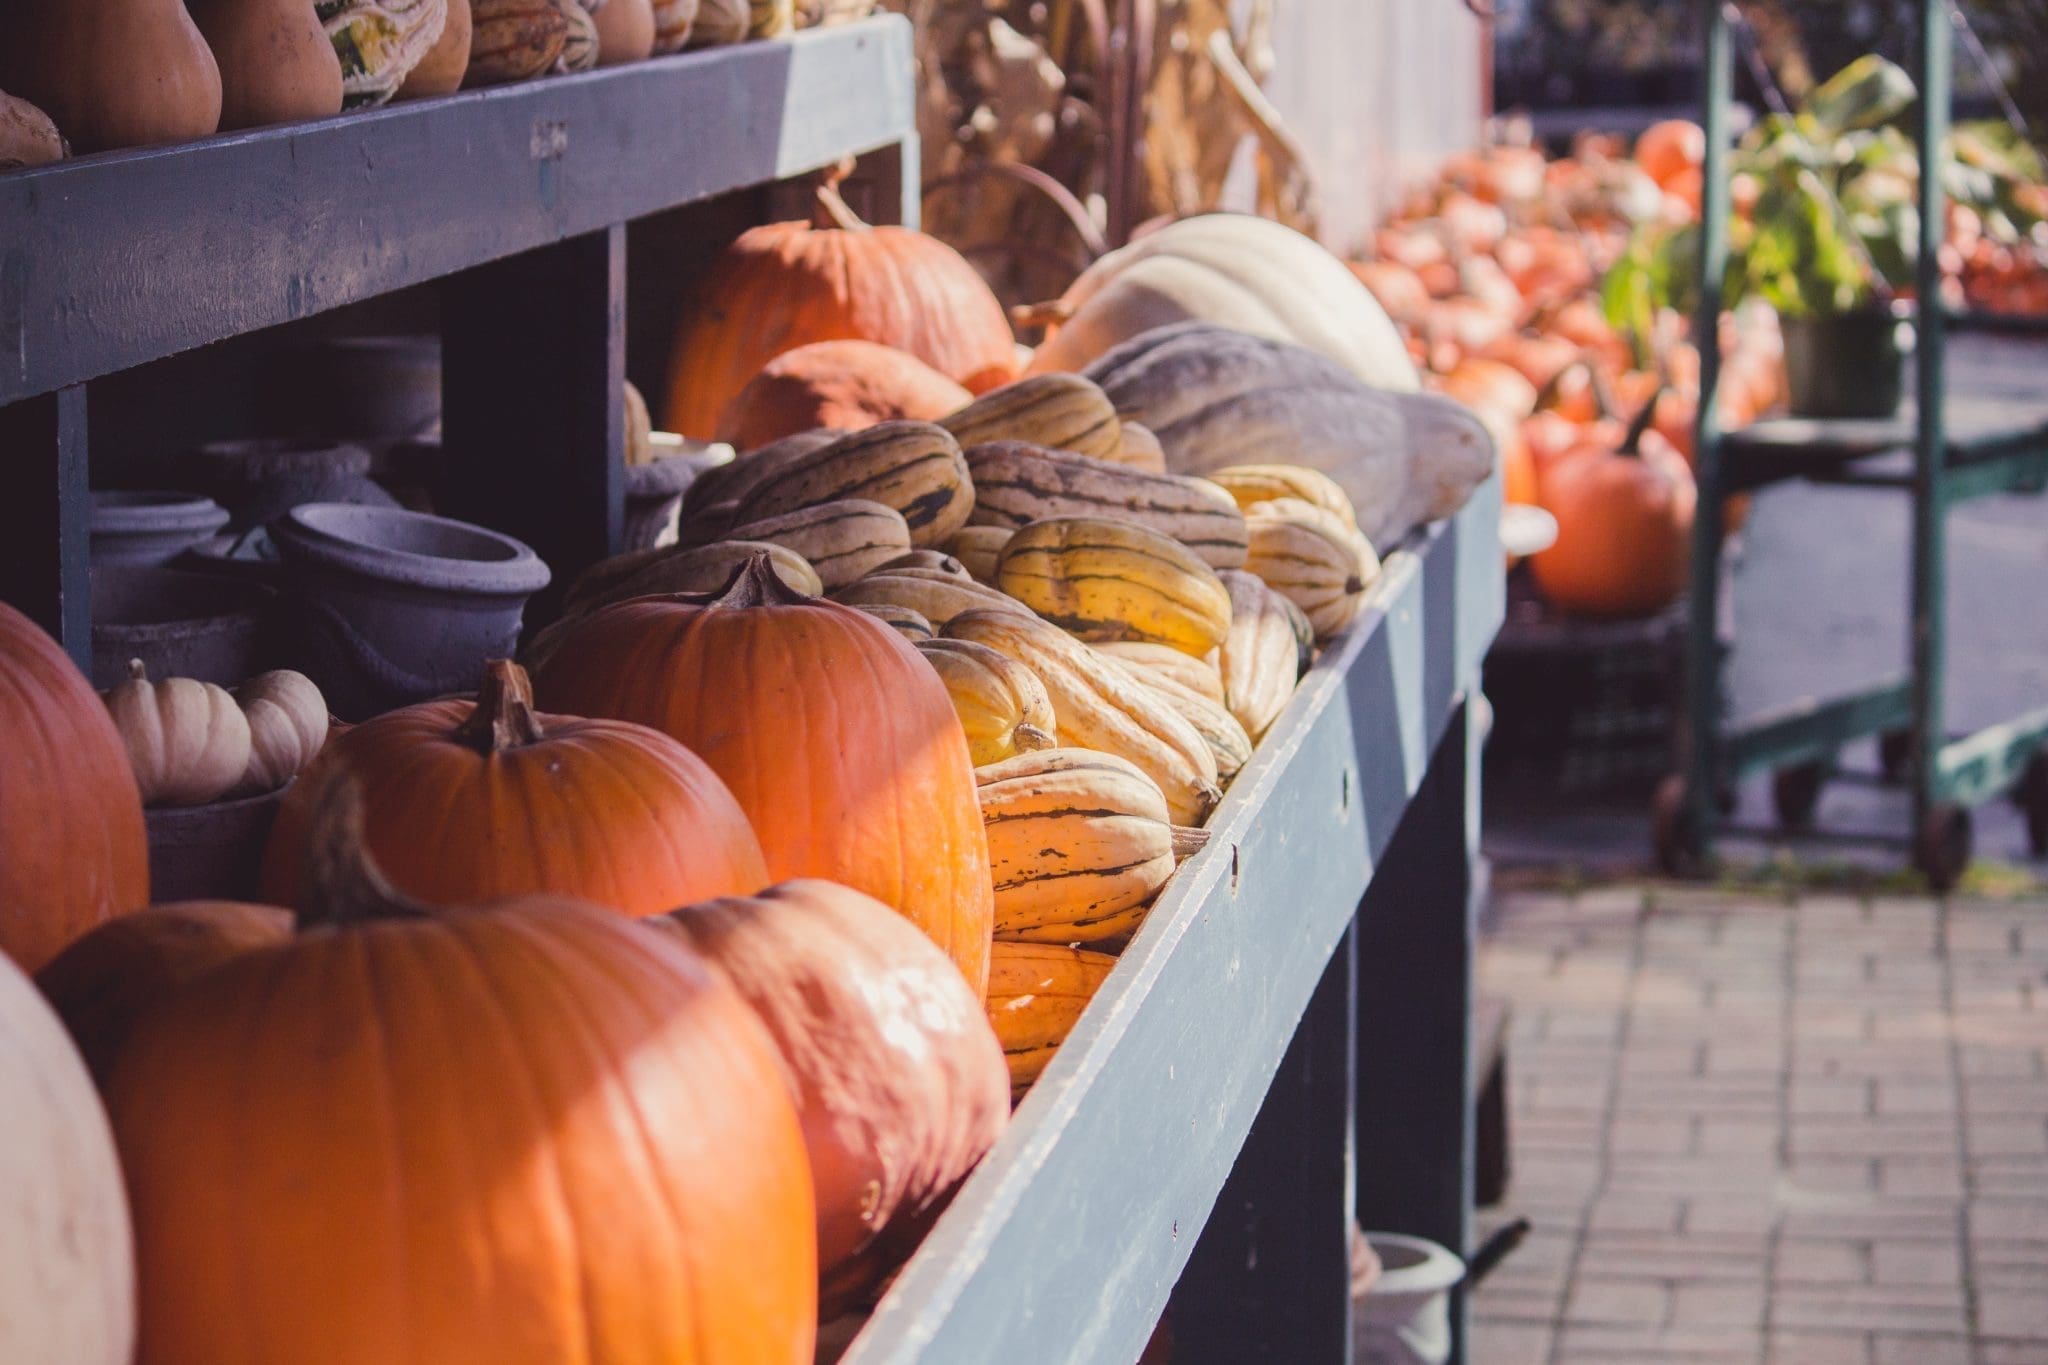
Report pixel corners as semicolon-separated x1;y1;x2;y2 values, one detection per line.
1806;55;1917;135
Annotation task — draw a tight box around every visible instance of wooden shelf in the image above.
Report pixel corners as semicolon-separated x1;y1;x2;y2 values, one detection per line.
844;480;1505;1364
0;17;914;407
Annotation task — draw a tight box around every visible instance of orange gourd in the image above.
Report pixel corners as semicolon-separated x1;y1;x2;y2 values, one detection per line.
717;339;974;451
260;659;766;915
665;172;1017;438
649;879;1009;1311
108;783;817;1364
1531;399;1696;618
1437;357;1539;423
531;555;996;993
1;0;222;152
0;603;149;972
36;900;291;1086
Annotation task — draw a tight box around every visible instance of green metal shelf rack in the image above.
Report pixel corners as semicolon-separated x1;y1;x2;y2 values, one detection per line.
1654;0;2048;889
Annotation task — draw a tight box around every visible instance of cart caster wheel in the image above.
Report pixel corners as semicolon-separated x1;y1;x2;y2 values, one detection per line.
1913;803;1973;894
1772;761;1829;830
2017;754;2048;858
1652;775;1707;878
1879;729;1913;783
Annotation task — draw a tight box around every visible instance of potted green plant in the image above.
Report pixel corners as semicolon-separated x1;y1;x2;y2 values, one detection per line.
1603;54;2047;418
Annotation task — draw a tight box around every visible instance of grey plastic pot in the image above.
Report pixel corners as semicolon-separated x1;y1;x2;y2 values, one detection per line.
182;436;396;530
270;503;550;720
1782;306;1911;419
1355;1232;1466;1365
90;490;230;567
89;566;278;689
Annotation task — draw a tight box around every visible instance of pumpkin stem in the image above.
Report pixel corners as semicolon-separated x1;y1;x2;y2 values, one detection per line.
1011;299;1076;330
1013;723;1056;753
453;659;547;753
1170;826;1212;860
707;551;816;610
1619;385;1665;458
812;159;870;233
297;772;433;929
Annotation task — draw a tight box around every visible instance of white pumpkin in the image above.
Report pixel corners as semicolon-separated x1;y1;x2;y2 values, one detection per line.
234;670;329;797
1026;213;1419;393
102;661;251;808
0;952;135;1365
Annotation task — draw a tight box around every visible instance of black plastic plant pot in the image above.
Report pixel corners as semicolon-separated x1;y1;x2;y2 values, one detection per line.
1781;307;1907;419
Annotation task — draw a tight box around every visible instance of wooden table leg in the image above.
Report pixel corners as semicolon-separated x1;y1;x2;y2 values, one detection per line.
1170;923;1358;1363
0;387;91;669
1356;700;1476;1363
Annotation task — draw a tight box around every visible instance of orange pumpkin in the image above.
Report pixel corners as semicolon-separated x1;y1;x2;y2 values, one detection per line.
716;339;974;451
531;555;996;993
664;174;1017;438
0;602;149;971
109;783;818;1364
36;900;291;1087
260;659;766;915
1480;330;1579;390
1501;425;1541;507
649;879;1009;1311
1635;118;1705;189
1531;401;1697;618
1348;259;1431;327
1437;357;1539;423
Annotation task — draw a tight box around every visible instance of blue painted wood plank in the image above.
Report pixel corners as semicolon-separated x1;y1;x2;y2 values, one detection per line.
0;18;914;405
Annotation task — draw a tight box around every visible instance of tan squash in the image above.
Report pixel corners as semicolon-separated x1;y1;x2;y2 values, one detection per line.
465;0;566;83
939;374;1124;463
723;499;913;590
942;609;1220;825
0;90;67;169
102;663;251;809
986;940;1117;1099
850;603;935;642
1092;642;1226;704
830;570;1032;630
648;0;696;50
233;670;329;797
189;0;344;130
733;421;975;549
1;0;222;153
1137;672;1254;785
944;526;1011;584
915;639;1056;766
995;516;1232;658
394;0;471;95
976;748;1190;946
963;441;1248;571
1114;422;1167;473
592;0;653;62
1243;499;1379;640
552;0;598;72
1217;569;1311;741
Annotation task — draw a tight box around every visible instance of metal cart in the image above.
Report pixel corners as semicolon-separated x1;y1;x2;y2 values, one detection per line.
1655;0;2048;889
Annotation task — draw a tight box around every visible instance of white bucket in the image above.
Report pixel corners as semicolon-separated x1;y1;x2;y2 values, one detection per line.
1355;1232;1467;1365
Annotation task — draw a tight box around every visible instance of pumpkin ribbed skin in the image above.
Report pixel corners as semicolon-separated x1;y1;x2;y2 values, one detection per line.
649;879;1008;1311
531;559;996;994
110;865;816;1364
1531;438;1696;618
663;187;1018;438
985;940;1116;1099
260;662;767;916
0;604;149;972
0;952;134;1365
976;749;1176;945
35;900;292;1087
717;340;973;452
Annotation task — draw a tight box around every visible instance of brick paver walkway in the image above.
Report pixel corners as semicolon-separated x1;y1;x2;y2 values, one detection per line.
1472;886;2048;1364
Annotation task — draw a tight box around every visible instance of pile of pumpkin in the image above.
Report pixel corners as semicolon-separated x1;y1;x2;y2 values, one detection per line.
1352;126;1787;619
0;0;875;165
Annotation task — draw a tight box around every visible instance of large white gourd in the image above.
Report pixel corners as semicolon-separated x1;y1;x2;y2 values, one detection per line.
1027;213;1419;393
0;953;135;1364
